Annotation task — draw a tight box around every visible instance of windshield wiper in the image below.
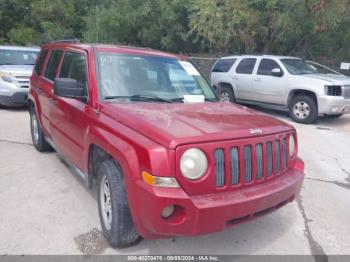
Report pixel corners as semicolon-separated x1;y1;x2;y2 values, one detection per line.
104;94;172;103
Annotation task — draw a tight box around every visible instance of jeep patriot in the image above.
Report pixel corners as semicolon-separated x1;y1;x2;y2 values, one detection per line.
29;41;305;247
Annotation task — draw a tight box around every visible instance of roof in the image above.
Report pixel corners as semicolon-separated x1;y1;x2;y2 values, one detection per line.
41;42;184;59
220;54;300;60
0;45;40;51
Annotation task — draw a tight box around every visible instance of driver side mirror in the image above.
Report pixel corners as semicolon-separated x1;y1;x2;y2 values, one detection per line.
54;78;85;99
271;68;283;77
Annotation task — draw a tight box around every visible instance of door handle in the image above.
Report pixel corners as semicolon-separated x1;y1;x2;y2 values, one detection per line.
254;78;261;82
232;76;238;80
49;97;58;105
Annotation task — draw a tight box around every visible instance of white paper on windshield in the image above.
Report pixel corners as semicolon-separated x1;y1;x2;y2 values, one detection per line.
179;61;200;76
183;95;205;103
340;63;350;70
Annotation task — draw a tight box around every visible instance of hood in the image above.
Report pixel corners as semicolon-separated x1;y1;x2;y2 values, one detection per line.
302;73;350;85
0;65;34;76
101;102;294;149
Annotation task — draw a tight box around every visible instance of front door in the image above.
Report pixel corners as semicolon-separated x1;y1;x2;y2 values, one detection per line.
49;50;90;171
252;58;286;105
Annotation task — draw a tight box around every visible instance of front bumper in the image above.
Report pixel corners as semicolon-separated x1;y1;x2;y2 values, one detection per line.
132;160;305;239
318;96;350;115
0;92;28;106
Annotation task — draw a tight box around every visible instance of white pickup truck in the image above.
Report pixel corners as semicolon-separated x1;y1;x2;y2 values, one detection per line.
210;55;350;124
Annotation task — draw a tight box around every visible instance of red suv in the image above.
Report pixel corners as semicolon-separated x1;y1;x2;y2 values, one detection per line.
29;41;305;248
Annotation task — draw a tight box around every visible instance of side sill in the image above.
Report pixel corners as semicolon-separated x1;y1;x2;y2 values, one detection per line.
45;136;89;187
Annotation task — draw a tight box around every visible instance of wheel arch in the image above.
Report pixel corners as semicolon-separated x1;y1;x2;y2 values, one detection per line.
287;89;318;108
218;82;235;92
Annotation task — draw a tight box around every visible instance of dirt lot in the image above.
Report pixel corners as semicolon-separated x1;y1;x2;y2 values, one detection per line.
0;106;350;255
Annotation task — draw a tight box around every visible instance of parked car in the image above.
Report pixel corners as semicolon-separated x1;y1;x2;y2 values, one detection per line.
0;46;40;107
210;55;350;124
29;41;305;248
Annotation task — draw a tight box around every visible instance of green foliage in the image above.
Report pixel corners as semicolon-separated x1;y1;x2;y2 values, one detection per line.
0;0;349;63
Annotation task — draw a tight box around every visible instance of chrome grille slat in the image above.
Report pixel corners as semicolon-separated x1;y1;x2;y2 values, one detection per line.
282;138;287;170
214;149;225;187
230;147;240;185
266;142;273;176
256;144;263;180
244;146;252;182
275;140;281;174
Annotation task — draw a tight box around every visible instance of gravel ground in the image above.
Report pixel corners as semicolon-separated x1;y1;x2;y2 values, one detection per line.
0;106;349;256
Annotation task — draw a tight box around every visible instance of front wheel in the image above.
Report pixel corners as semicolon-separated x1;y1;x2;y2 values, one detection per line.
220;86;235;103
97;159;140;248
289;95;318;124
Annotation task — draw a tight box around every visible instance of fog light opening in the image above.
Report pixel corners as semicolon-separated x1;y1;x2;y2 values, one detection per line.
161;205;186;224
161;205;175;219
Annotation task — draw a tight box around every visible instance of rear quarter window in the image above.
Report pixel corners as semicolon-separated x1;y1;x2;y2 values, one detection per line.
212;58;237;73
34;50;48;75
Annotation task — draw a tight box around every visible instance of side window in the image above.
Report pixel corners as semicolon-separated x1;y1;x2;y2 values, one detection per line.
45;50;63;81
212;58;237;72
257;59;282;76
236;58;257;74
34;50;48;75
59;51;87;89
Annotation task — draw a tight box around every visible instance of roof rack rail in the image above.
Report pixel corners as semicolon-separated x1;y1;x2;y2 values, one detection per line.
46;39;81;44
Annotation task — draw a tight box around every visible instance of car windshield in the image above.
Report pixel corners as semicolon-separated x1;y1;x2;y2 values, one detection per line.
97;52;218;102
0;49;39;65
280;58;318;75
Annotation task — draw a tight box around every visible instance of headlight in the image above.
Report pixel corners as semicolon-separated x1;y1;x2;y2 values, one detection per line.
289;135;296;157
180;148;208;180
0;72;14;83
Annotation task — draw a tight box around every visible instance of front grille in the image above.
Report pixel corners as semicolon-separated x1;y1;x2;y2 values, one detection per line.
214;136;290;188
327;85;342;96
344;85;350;98
14;75;30;88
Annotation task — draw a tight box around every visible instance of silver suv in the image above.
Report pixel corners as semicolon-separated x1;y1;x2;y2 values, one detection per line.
0;46;40;107
210;55;350;124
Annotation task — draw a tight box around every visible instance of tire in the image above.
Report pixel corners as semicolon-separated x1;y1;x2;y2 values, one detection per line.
220;86;235;103
289;95;318;124
30;106;52;152
97;159;140;248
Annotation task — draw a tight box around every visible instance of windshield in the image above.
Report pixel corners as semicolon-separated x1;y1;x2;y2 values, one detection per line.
0;49;39;65
280;59;318;75
97;52;218;102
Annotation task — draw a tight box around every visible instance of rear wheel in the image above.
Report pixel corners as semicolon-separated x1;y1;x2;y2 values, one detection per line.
220;86;235;103
289;95;318;124
97;159;140;248
30;106;52;152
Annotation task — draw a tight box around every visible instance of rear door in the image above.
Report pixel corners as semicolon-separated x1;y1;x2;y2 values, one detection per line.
252;58;286;105
49;50;90;171
232;58;257;100
210;58;237;88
